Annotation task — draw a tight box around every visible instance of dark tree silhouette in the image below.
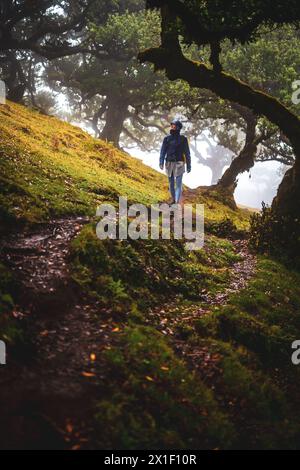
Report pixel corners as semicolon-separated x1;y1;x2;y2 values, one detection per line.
138;0;300;242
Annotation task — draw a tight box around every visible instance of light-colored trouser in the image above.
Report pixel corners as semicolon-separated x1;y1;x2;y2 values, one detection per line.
168;172;183;203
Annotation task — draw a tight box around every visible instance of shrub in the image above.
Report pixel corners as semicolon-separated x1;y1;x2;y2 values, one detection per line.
249;202;300;269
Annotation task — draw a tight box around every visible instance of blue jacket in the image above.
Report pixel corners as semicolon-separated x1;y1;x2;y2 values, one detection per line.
160;133;191;171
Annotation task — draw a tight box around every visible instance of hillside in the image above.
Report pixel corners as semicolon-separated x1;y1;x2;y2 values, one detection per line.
0;101;251;228
1;101;300;450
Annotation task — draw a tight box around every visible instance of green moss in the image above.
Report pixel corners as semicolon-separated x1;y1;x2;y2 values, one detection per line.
3;100;300;449
250;203;300;268
69;224;241;313
95;325;234;449
196;306;291;367
194;313;220;337
0;100;251;227
187;256;300;448
0;262;14;314
0;262;23;345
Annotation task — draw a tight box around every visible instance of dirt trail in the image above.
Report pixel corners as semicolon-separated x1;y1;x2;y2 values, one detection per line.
0;217;121;449
147;237;257;379
147;239;256;330
0;215;256;449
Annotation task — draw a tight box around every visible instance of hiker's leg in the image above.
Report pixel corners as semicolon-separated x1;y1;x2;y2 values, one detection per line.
175;173;183;203
168;173;175;202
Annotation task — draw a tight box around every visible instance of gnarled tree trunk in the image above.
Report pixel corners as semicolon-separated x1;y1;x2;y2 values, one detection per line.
2;52;26;103
216;111;257;190
100;96;129;148
138;29;300;219
272;157;300;216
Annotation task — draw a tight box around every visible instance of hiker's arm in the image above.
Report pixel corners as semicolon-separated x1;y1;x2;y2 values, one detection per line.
185;138;191;172
159;137;168;168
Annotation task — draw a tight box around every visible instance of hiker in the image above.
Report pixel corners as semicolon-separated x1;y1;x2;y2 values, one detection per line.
159;120;191;204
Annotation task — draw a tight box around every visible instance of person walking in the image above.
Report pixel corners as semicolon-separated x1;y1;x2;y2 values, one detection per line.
159;120;191;205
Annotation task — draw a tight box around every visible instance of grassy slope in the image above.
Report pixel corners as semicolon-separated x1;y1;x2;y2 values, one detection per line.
185;257;300;449
1;101;300;449
0;101;251;227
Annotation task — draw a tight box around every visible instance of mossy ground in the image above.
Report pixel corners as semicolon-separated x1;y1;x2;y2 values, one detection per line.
84;255;300;449
1;101;299;449
94;324;234;449
70;226;241;314
69;226;300;448
185;257;300;448
0;262;21;345
0;101;252;227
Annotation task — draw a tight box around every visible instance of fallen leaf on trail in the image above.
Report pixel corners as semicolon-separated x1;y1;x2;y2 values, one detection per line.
145;375;155;382
81;371;96;377
66;423;73;434
160;366;169;371
90;353;96;361
12;310;25;319
40;330;49;336
112;327;120;332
